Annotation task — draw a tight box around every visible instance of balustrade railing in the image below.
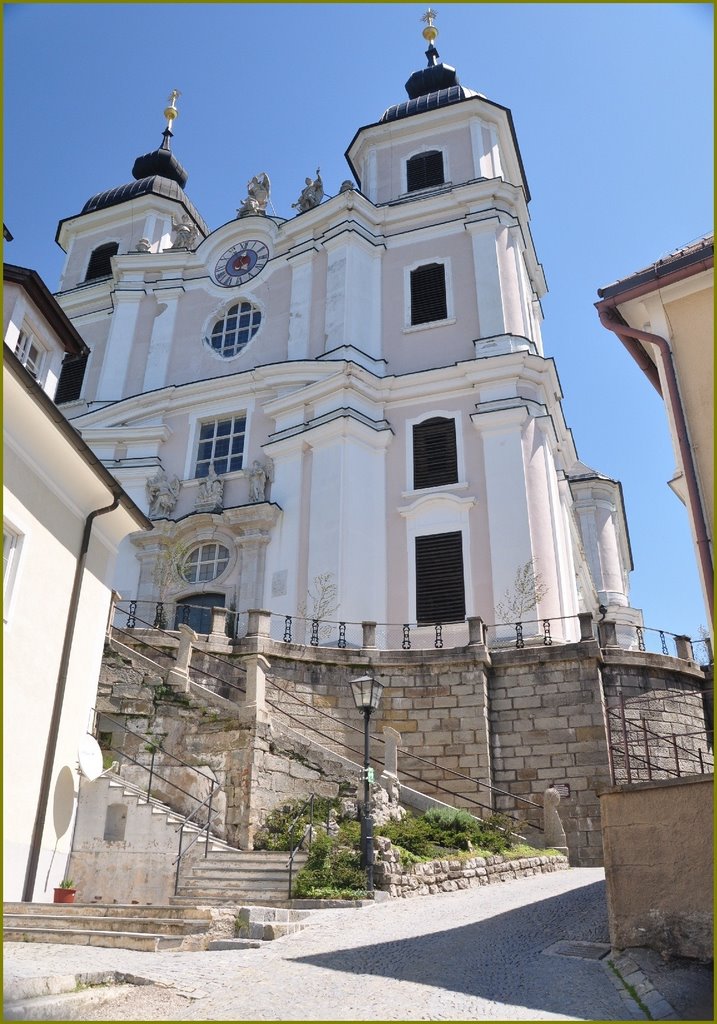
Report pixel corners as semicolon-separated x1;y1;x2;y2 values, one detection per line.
111;598;712;666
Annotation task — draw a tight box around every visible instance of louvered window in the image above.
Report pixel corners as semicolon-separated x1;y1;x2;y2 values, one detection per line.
407;150;444;192
413;417;458;489
55;353;89;404
85;242;118;281
415;531;466;625
410;263;447;325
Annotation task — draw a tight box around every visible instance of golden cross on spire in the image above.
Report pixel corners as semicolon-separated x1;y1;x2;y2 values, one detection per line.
164;89;181;131
421;9;438;46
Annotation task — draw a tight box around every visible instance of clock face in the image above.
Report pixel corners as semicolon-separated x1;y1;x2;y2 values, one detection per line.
214;240;270;287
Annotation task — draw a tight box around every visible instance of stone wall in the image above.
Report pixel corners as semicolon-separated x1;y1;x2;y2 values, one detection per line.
598;776;713;960
103;629;710;866
374;837;568;898
488;641;611;866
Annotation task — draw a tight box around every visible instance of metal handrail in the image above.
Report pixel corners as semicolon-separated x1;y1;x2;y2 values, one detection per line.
172;785;224;895
286;794;315;900
93;708;216;784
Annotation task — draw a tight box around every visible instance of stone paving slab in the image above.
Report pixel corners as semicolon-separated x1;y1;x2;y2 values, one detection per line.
3;869;706;1021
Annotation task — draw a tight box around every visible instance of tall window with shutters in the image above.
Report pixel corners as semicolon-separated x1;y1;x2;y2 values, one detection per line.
415;531;466;625
412;417;458;489
410;263;448;325
406;150;445;192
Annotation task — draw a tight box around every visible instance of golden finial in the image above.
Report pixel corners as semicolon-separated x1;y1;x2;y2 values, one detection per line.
163;89;181;131
421;8;438;46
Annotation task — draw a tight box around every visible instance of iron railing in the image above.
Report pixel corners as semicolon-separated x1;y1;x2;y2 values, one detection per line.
112;598;712;666
92;709;220;835
605;694;714;785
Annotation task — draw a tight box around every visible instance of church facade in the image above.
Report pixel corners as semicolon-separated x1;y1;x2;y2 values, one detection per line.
51;24;640;642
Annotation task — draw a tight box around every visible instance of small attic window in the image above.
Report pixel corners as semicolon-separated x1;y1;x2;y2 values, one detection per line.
84;242;118;281
407;151;444;192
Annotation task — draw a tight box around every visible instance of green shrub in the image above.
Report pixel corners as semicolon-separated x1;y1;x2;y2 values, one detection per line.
337;819;361;847
376;814;434;857
253;797;340;851
293;832;366;898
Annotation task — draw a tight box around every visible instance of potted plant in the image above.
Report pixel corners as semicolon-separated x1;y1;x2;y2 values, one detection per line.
53;879;77;904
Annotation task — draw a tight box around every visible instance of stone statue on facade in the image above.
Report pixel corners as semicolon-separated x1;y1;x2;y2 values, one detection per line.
146;468;181;518
195;465;224;512
339;179;355;193
292;168;323;213
237;172;271;217
135;237;152;252
248;460;269;503
170;215;197;250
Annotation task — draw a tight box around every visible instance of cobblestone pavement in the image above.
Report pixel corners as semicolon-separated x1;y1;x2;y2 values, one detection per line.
4;869;647;1021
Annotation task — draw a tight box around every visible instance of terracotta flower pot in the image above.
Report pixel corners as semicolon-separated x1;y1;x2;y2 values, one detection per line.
53;888;76;904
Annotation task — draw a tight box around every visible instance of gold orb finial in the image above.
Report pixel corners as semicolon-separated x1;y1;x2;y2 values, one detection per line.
421;8;438;45
164;89;181;130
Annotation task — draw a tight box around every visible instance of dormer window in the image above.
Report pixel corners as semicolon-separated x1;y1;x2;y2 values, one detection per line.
84;242;118;281
406;150;444;192
14;330;44;380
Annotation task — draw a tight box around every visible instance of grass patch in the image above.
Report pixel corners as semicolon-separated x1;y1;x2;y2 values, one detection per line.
607;960;653;1019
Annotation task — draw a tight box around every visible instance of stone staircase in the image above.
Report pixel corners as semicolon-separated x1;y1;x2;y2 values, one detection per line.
2;903;214;952
172;848;309;905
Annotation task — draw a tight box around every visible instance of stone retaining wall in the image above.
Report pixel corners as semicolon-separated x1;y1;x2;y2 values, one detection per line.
373;837;569;898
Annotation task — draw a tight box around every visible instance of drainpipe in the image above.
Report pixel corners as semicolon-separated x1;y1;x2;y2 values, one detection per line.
22;496;121;903
596;305;713;622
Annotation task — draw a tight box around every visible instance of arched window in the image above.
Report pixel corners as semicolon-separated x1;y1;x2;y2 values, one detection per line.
407;150;444;192
205;301;262;358
182;543;230;583
84;242;119;281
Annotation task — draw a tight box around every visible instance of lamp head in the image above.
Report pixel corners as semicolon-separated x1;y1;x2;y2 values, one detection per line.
349;675;384;714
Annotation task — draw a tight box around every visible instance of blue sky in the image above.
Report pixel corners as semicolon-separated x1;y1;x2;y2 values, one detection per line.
4;3;713;637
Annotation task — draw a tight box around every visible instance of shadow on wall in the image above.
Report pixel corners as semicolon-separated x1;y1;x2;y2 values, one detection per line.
291;879;616;1019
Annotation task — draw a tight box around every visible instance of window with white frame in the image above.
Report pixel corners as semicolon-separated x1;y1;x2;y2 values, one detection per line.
182;543;230;583
194;415;246;478
415;531;466;624
410;263;448;325
205;301;262;358
406;150;445;192
412;417;458;490
3;524;22;608
14;330;44;379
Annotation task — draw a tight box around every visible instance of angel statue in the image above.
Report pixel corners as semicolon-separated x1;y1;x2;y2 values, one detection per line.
237;172;271;216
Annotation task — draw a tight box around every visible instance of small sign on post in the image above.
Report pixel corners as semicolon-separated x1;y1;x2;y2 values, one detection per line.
366;767;375;784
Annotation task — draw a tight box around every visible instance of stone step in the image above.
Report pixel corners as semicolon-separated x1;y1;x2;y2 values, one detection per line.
3;902;211;921
2;913;207;935
2;926;184;951
4;985;138;1021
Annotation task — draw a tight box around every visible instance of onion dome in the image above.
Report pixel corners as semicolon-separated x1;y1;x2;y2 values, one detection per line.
79;90;208;235
381;10;477;124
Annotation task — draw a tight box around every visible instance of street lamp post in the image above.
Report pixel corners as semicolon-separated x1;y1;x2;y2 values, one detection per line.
349;674;384;893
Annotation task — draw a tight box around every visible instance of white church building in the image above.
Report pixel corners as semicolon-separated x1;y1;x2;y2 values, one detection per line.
51;17;640;643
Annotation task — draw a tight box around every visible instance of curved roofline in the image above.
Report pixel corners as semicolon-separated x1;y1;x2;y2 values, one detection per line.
344;93;531;204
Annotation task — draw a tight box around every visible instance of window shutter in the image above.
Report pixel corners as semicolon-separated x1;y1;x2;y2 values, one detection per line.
415;531;466;625
85;243;118;281
55;353;88;404
407;151;445;192
413;417;458;489
410;263;447;325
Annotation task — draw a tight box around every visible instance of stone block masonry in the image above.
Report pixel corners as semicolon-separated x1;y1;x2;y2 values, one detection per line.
102;630;709;866
374;837;569;898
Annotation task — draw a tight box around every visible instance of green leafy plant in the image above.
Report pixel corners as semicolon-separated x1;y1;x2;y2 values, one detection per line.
377;808;513;858
253;797;341;851
292;832;366;898
58;879;75;889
